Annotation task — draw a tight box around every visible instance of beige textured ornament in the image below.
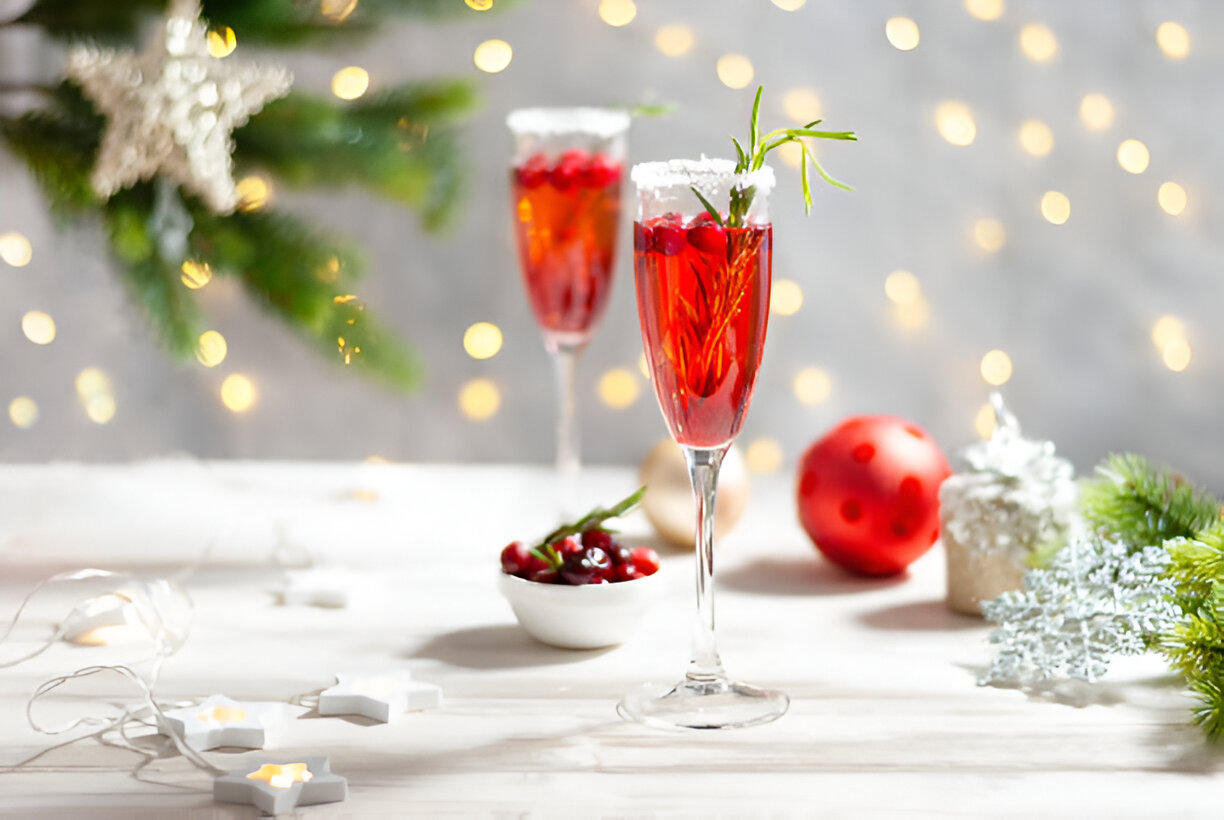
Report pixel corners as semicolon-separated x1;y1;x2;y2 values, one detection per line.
638;440;750;548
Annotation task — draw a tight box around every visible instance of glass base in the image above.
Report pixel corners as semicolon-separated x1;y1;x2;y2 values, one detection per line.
618;676;789;731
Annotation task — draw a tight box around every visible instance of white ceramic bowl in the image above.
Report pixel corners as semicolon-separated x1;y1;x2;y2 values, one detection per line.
497;569;666;650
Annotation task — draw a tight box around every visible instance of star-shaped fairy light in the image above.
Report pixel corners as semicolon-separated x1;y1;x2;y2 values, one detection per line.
161;694;284;751
318;672;442;723
64;0;292;213
214;756;347;814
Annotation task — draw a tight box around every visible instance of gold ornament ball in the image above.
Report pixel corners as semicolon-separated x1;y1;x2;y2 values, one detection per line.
638;440;751;548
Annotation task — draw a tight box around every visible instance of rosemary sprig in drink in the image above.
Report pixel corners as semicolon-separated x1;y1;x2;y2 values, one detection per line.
693;85;857;228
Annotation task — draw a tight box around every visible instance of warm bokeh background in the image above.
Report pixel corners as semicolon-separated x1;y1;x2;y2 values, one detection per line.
1;0;1221;487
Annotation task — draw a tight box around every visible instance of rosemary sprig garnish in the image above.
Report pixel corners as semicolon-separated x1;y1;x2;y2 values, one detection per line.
692;85;857;228
530;486;647;569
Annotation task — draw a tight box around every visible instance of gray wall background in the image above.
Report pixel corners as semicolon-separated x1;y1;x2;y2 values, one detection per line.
1;1;1222;489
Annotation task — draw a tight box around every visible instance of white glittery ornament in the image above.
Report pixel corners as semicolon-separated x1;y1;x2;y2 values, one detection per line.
939;394;1080;615
64;0;292;214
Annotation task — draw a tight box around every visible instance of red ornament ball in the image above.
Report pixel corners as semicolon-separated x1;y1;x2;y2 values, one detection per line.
796;415;951;577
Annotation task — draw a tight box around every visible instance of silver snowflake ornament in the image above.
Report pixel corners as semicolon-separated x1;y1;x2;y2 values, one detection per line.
65;0;292;213
980;534;1181;684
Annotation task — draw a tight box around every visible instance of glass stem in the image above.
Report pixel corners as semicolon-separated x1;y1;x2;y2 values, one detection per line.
683;445;729;682
551;345;582;519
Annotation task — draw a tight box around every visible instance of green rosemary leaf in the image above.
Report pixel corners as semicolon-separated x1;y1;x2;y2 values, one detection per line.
690;186;725;227
799;145;812;215
730;136;748;170
803;141;854;191
749;86;763;157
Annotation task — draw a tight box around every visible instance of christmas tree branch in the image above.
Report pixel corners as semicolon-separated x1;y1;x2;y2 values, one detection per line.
1080;453;1221;551
188;206;423;391
18;0;501;45
233;81;477;230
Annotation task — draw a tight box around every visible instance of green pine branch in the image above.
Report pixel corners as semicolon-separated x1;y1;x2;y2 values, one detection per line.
1081;453;1221;551
16;0;499;45
233;81;477;231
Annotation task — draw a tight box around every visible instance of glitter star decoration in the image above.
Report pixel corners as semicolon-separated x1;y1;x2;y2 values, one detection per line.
64;0;292;213
214;756;347;815
161;694;284;751
318;672;442;722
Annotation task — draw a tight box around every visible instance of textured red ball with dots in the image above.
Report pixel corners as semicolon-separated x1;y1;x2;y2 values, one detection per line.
796;415;951;576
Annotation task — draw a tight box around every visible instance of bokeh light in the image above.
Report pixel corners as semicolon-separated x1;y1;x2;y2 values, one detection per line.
9;397;37;429
777;141;803;169
322;0;360;22
771;0;805;10
206;26;236;58
463;322;504;360
745;437;784;473
180;260;212;289
1156;21;1191;60
1117;139;1150;174
459;378;500;420
1151;315;1185;351
331;66;369;100
965;0;1004;21
935;101;976;146
1019;23;1059;63
782;87;822;124
220;374;257;413
1040;190;1071;225
76;368;116;424
770;279;804;315
0;232;32;267
974;402;997;439
464;0;494;10
885;270;921;305
1079;93;1114;131
1162;337;1192;372
793;367;832;405
885;17;920;51
195;330;228;367
980;349;1013;386
21;311;56;345
598;368;639;409
894;298;931;330
598;0;636;27
654;24;694;57
973;218;1006;252
1158;182;1187;216
474;39;513;73
1018;120;1054;157
235;175;271;211
716;54;755;89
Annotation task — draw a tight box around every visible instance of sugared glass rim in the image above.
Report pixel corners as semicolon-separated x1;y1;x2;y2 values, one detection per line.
506;107;631;138
630;158;776;194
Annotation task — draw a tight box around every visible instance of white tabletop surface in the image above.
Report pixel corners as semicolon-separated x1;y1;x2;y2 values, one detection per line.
0;461;1219;818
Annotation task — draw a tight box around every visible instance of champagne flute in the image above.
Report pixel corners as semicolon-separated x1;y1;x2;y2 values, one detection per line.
620;158;787;730
506;108;630;517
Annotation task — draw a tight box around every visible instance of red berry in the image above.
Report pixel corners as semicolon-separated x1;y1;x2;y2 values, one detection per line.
606;543;633;566
687;224;727;255
529;568;560;584
581;530;614;552
550;149;588;191
560;546;611;585
691;210;721;226
556;535;583;559
580;153;621;188
629;547;660;576
500;541;531;576
613;563;641;582
515;154;550;189
651;224;687;256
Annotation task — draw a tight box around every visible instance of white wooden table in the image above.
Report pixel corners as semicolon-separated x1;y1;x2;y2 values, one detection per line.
0;462;1219;818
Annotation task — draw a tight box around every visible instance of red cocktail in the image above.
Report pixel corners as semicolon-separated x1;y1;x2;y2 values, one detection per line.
506;108;630;517
633;216;771;448
511;149;622;347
